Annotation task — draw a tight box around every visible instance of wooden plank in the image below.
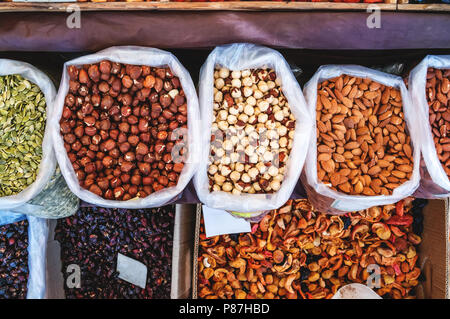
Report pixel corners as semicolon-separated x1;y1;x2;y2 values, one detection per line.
398;3;450;11
0;1;398;12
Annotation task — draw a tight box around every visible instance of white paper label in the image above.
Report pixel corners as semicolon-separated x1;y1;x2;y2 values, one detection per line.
117;253;147;289
202;205;251;238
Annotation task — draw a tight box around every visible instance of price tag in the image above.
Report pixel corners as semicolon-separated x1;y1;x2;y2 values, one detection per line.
116;253;147;289
202;205;251;238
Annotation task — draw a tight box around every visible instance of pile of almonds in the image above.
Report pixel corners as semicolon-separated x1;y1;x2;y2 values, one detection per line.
426;67;450;177
208;67;295;194
60;61;186;201
316;74;414;196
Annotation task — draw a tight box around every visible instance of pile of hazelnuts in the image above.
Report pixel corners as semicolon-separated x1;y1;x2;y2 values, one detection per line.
60;61;187;201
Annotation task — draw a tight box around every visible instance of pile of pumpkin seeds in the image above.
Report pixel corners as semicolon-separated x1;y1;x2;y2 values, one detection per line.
0;75;46;197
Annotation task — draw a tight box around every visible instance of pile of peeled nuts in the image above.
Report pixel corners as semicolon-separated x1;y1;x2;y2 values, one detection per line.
197;198;424;299
55;204;174;299
316;75;414;196
60;62;187;201
0;220;29;299
208;67;295;194
426;67;450;177
0;75;46;197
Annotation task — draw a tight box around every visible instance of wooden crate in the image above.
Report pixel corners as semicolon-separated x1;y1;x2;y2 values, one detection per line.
397;1;450;12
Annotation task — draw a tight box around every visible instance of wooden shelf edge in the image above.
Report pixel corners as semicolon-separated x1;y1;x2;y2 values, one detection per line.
398;3;450;11
0;1;398;12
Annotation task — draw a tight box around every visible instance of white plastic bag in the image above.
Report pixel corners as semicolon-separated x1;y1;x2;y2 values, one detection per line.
0;59;57;212
50;46;200;209
302;65;421;213
194;43;313;213
409;55;450;198
0;212;48;299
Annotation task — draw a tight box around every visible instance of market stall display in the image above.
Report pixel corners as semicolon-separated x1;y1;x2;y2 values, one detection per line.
409;55;450;198
51;46;200;209
54;204;175;299
0;59;56;215
195;43;312;213
303;65;420;213
0;213;48;299
195;198;425;299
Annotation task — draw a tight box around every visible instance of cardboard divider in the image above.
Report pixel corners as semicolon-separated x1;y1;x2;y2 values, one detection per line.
45;204;196;299
191;200;449;299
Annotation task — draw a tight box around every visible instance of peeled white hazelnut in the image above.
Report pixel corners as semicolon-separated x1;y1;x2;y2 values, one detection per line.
241;173;251;183
242;77;253;87
212;184;221;192
214;173;226;185
231;78;241;88
270;140;280;149
217;121;229;131
277;126;288;136
270;180;281;191
208;164;218;175
229;106;239;116
258;113;268;124
241;69;251;78
238;114;249;123
267;81;276;89
258;81;269;93
232;188;241;195
218;110;228;121
220;166;231;177
246;96;257;106
222;182;233;192
263;151;274;162
221;156;231;166
248;187;256;194
235;162;245;172
236;102;245;112
249;154;258;164
168;89;179;99
248;131;259;141
219;68;229;79
248;167;259;180
256;145;266;155
245;145;255;156
256;162;267;174
213;102;221;111
248;115;257;124
231;70;241;79
258;100;270;112
237;129;246;139
223;140;234;151
244;104;255;116
214;70;219;79
231;88;242;99
215;78;225;90
274;110;284;122
265;120;276;130
263;172;271;180
268;166;279;177
271;97;279;105
230;135;240;146
279;137;288;148
257;70;268;81
253;182;262;191
215;148;225;158
273;174;284;182
260;139;269;147
244;125;255;135
243;86;253;97
214;91;223;103
227;114;237;125
230;152;240;163
254;89;264;100
288;131;295;139
236;144;245;152
230;171;241;182
288;139;293;150
266;129;278;140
